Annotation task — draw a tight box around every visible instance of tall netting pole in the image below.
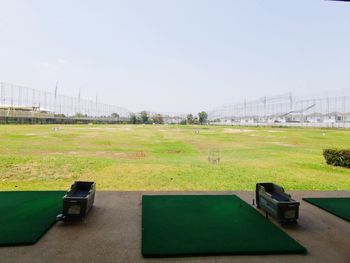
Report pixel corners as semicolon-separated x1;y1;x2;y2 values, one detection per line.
0;83;4;106
343;90;346;128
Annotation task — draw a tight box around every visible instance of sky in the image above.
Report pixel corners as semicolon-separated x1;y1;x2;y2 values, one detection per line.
0;0;349;113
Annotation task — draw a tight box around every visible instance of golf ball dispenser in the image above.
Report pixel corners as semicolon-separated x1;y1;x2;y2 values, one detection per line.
256;183;299;225
57;181;96;221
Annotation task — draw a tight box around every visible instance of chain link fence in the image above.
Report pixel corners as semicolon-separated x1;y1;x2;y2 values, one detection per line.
0;82;129;120
209;91;350;128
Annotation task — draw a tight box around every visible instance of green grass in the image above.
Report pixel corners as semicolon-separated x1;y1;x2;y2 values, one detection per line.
0;124;349;191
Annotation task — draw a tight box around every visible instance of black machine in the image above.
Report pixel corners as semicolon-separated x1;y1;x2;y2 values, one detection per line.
256;183;299;225
57;181;96;221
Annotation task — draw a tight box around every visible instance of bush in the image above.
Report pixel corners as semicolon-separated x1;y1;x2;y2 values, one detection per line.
323;149;350;168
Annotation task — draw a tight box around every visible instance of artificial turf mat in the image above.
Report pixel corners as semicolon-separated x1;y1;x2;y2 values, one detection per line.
303;197;350;222
142;195;306;257
0;191;65;246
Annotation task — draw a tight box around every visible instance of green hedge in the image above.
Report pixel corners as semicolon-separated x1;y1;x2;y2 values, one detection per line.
323;149;350;168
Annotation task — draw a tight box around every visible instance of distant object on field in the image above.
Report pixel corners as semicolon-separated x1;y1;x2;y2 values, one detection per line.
208;148;220;164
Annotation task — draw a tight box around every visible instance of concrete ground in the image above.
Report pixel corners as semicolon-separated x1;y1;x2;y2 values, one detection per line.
1;191;349;263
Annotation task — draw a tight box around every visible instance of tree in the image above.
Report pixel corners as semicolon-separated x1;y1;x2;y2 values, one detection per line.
186;114;194;124
152;113;164;124
139;111;149;124
198;111;208;125
111;113;120;119
54;113;66;118
129;113;137;124
75;112;87;118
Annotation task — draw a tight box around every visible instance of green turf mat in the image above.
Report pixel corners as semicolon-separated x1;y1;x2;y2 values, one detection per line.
142;195;306;257
0;191;65;246
303;197;350;222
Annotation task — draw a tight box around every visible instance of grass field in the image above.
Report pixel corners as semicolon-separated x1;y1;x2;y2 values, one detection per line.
0;125;349;191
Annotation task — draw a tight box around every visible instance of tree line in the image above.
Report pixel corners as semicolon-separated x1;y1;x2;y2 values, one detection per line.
59;111;209;125
125;111;208;125
128;111;164;124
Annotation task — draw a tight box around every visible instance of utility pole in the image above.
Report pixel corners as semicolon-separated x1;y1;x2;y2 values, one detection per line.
263;96;267;120
54;80;58;113
95;93;98;117
327;93;330;117
343;88;346;128
77;88;81;115
0;82;4;106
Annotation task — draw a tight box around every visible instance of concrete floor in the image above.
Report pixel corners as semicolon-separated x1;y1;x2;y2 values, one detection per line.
1;191;349;263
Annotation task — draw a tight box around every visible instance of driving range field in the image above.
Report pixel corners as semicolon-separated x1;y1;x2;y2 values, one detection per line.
0;124;349;191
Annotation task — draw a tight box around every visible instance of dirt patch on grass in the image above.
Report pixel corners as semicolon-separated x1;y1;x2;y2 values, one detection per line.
265;130;284;133
1;161;74;181
223;129;254;134
25;133;51;136
120;127;134;131
266;142;297;147
93;151;142;159
36;150;146;160
66;126;132;131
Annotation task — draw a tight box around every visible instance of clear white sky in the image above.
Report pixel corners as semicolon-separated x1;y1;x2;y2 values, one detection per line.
0;0;349;113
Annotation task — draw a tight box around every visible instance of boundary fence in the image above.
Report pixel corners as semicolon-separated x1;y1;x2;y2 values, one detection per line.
0;82;129;124
208;91;350;128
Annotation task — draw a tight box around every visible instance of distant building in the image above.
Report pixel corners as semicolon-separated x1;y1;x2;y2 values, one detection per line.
0;105;54;119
